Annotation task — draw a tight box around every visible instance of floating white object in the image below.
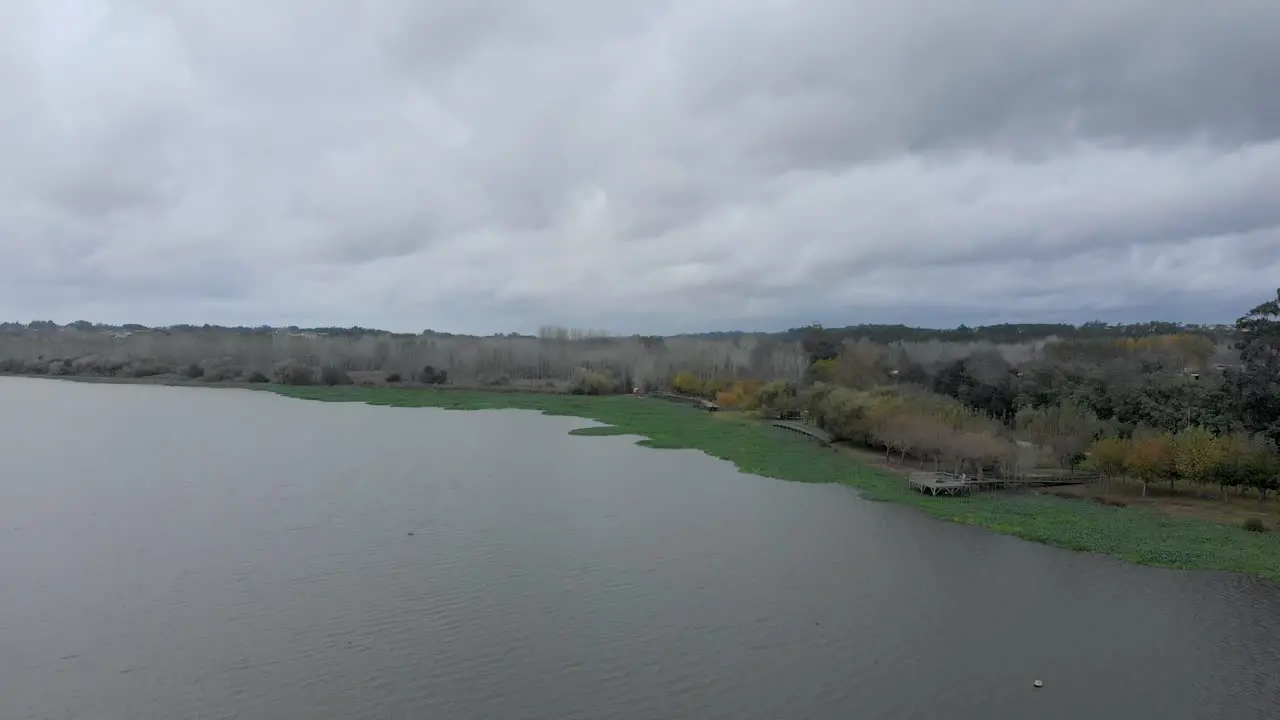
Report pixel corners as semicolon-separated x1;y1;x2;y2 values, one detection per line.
1033;680;1044;688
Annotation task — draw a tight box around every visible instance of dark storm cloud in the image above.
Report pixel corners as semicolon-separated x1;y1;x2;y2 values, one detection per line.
0;0;1277;333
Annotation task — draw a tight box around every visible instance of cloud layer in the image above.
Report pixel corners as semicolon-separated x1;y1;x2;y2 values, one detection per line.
2;0;1278;333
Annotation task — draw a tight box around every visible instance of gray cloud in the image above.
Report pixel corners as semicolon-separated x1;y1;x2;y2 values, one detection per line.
1;0;1278;334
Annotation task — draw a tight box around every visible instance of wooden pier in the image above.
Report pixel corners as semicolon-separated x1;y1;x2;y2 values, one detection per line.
909;472;974;496
770;420;833;446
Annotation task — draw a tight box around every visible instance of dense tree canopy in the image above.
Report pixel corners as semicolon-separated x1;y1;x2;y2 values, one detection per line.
1227;289;1280;445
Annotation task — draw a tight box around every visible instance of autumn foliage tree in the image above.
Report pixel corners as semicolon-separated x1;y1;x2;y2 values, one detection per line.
763;383;1016;477
1090;428;1280;501
714;380;763;409
1125;431;1175;496
1172;426;1225;491
1239;435;1280;502
670;370;702;396
1088;436;1131;488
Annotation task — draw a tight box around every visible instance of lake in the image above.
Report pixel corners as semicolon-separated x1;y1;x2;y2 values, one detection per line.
1;377;1277;719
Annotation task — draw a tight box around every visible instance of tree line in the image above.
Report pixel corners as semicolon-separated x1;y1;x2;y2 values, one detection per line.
1089;429;1278;502
668;290;1280;506
0;320;1067;391
0;326;810;390
2;292;1276;498
2;317;1233;347
771;320;1231;345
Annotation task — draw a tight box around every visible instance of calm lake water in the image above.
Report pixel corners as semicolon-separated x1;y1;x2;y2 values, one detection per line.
1;377;1277;719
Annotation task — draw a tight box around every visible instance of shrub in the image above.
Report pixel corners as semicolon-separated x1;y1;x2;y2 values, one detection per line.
183;362;205;379
245;371;270;383
715;380;764;409
670;370;703;396
72;355;124;376
274;362;315;386
418;365;448;385
1243;518;1268;533
1087;437;1131;480
129;363;168;378
571;369;617;395
319;365;352;386
385;372;402;383
201;365;243;382
1126;431;1176;496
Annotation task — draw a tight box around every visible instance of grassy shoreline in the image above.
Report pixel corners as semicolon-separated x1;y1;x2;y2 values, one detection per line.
9;376;1277;580
265;384;1280;582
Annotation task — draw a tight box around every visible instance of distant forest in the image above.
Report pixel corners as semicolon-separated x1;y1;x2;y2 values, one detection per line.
3;292;1278;500
0;318;1236;344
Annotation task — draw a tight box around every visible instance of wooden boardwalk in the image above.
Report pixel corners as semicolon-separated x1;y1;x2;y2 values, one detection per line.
909;472;973;496
770;420;833;445
649;391;719;411
1021;473;1098;486
910;471;1097;496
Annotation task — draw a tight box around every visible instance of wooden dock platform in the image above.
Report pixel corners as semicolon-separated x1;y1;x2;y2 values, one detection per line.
770;420;833;445
909;472;973;496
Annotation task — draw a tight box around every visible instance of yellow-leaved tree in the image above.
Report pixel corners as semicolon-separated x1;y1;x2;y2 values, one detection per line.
1172;426;1225;492
1087;436;1130;490
1126;431;1175;496
670;371;702;396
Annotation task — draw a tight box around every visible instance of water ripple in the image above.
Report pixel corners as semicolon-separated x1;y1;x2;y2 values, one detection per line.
0;378;1276;719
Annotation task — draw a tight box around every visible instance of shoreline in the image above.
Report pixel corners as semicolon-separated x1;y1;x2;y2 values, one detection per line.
0;373;568;394
8;375;1279;582
1;374;266;390
266;385;1280;583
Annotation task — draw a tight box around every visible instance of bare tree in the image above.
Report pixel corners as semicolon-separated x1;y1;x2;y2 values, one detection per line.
0;324;802;390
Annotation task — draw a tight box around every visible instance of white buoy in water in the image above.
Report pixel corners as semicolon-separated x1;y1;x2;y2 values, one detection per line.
1033;680;1044;688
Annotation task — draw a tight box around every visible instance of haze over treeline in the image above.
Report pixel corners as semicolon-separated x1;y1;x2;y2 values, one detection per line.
0;317;1238;391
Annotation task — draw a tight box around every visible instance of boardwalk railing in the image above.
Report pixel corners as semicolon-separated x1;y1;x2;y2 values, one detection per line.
770;420;833;446
909;470;1097;496
761;409;810;422
1018;472;1100;485
909;472;971;496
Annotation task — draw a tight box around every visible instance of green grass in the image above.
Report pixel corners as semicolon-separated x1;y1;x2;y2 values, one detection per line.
268;385;1280;582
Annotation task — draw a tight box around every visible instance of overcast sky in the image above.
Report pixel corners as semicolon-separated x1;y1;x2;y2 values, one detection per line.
1;1;1277;334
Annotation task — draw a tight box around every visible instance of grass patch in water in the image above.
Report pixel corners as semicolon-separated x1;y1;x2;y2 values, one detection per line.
268;385;1280;581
